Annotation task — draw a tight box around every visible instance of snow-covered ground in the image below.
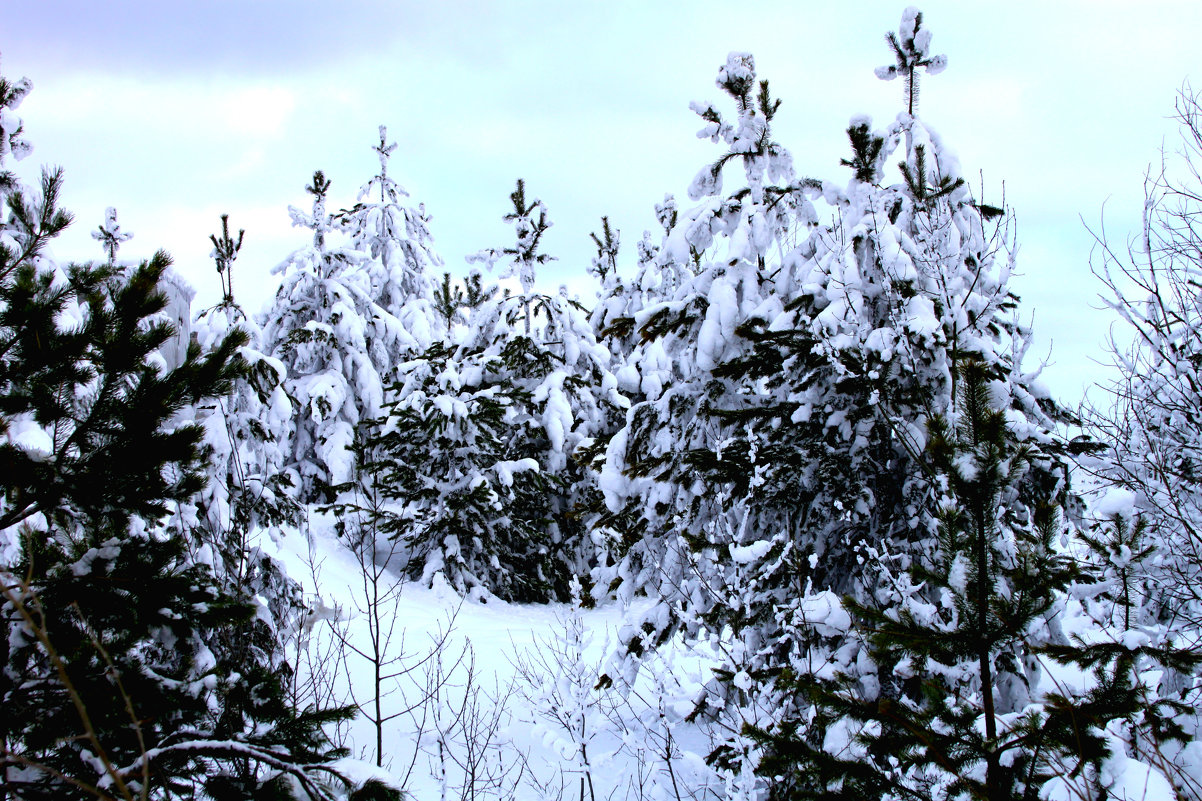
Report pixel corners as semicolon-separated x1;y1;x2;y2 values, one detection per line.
261;512;726;801
257;507;1198;801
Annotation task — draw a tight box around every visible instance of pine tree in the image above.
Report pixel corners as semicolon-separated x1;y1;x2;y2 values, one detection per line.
1036;502;1202;799
0;218;351;801
748;359;1202;801
336;125;441;350
352;347;563;601
746;360;1074;801
188;214;300;585
600;12;1080;797
874;7;947;116
182;217;317;788
209;212;245;311
262;170;415;501
362;180;625;602
432;269;493;341
597;50;822;652
91;206;133;268
588;197;677;402
0;63;355;799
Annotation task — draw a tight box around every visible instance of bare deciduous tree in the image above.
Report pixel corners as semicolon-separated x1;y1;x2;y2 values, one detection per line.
1083;83;1202;638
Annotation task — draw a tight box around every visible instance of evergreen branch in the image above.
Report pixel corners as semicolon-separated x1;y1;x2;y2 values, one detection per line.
0;573;138;801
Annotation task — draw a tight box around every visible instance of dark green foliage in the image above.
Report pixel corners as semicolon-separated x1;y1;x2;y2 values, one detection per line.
339;339;568;602
432;270;495;336
0;249;246;534
433;271;465;333
841;120;885;183
746;361;1085;801
0;167;70;272
0;150;351;797
3;525;353;800
504;178;553;268
900;144;965;207
347;779;405;801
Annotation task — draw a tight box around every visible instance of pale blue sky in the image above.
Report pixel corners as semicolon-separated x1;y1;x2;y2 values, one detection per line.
6;1;1201;403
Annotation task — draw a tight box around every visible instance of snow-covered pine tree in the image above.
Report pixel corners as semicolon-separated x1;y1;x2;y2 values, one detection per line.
748;359;1078;800
336;125;440;350
261;169;421;502
874;6;947;116
600;11;1081;796
91;206;133;268
751;358;1202;801
176;215;313;747
0;64;355;795
1033;497;1202;800
192;215;299;558
588;198;681;413
597;50;822;650
361;180;625;602
709;10;1085;797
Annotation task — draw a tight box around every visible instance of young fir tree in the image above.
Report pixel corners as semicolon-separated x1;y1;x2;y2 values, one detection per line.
0;69;354;795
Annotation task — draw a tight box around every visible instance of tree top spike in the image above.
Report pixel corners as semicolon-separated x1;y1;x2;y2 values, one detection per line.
874;7;947;115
